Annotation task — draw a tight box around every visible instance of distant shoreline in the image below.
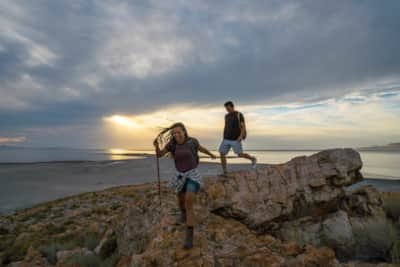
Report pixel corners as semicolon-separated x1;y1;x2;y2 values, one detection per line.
3;147;400;152
357;142;400;152
1;149;399;165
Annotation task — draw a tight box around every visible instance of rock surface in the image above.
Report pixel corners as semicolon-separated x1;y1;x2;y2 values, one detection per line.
204;148;363;232
117;190;341;267
115;148;385;266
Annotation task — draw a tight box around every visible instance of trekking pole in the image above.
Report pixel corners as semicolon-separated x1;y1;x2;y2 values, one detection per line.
155;142;162;207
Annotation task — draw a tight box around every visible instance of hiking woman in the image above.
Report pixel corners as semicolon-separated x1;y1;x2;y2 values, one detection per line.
153;122;216;249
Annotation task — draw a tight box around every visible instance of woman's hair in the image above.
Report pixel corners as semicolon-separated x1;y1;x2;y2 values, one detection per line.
155;122;188;149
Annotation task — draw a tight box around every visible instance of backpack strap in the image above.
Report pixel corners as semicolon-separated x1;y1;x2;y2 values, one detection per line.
237;111;247;140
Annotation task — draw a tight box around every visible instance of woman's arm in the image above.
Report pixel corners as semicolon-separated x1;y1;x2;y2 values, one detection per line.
153;139;169;158
198;144;217;159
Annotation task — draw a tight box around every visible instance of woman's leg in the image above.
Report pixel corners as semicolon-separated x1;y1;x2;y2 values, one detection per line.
178;192;185;210
183;191;196;249
185;192;195;227
177;192;186;223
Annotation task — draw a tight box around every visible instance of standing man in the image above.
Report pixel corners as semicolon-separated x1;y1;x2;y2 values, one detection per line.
219;101;257;175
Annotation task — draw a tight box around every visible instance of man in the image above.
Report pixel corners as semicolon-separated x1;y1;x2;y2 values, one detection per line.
219;101;257;174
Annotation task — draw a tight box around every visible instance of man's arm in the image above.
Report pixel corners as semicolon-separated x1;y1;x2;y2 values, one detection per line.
238;113;245;141
198;144;217;159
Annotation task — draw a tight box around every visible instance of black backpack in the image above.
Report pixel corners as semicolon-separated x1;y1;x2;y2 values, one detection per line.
237;112;247;140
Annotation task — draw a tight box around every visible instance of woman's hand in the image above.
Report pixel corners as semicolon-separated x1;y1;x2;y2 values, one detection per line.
199;144;216;159
153;139;159;148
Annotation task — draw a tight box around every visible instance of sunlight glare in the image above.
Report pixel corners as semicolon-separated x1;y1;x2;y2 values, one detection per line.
105;115;142;129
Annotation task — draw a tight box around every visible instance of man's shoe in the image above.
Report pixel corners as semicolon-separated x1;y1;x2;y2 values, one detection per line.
251;157;257;169
219;170;228;179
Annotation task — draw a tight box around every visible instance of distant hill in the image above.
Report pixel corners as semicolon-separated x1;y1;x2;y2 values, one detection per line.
358;142;400;151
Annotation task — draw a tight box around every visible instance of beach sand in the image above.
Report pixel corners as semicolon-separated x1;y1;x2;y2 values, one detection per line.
0;155;398;214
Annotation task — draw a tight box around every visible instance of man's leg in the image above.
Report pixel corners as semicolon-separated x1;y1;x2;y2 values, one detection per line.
218;140;230;174
238;152;254;160
234;141;257;168
220;152;228;174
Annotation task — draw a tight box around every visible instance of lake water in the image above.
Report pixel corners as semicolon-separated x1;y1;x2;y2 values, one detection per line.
0;147;399;214
0;147;399;180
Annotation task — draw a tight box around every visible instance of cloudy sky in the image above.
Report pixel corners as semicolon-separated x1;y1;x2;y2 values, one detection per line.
0;0;399;150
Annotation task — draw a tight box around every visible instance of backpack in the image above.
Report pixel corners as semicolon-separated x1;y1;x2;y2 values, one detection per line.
237;112;247;140
169;138;200;164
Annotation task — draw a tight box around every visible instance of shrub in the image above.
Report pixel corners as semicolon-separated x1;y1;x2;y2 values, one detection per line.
64;253;101;267
391;238;400;264
101;252;121;267
64;252;120;267
39;241;79;264
383;197;400;221
83;232;101;251
352;217;399;262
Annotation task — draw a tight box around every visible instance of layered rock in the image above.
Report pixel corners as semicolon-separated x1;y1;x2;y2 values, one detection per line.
116;188;341;267
204;148;363;232
116;148;383;266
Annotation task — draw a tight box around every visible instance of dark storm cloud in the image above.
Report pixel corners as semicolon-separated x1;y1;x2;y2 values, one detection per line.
1;0;400;132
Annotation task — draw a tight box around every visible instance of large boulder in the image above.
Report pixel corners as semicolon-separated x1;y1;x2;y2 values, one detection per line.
322;210;353;245
203;148;363;232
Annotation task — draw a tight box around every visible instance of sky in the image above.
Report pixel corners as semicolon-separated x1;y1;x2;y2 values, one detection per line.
0;0;399;150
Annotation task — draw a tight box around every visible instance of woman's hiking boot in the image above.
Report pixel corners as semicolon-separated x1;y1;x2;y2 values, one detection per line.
183;226;194;249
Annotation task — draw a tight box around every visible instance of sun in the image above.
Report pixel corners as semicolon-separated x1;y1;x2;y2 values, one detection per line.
104;115;142;129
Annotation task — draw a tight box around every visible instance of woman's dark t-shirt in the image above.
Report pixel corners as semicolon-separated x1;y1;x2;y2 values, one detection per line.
166;137;199;172
223;111;244;140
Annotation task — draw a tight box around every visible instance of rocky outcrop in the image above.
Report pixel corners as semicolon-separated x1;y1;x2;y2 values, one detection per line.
115;148;389;266
117;191;341;267
204;148;363;232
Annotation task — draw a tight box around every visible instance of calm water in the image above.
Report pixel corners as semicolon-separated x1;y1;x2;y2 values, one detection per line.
0;147;399;180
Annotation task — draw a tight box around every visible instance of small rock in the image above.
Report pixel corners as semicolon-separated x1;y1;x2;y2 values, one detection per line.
56;247;92;264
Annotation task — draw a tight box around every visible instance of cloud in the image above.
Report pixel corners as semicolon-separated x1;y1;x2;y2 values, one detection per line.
0;0;399;147
100;89;400;149
0;136;26;143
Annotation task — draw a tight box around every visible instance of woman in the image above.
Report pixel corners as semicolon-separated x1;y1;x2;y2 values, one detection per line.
153;122;216;249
